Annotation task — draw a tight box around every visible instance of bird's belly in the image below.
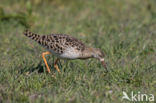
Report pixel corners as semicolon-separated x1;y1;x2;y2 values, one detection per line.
60;47;81;59
60;52;80;59
48;47;81;59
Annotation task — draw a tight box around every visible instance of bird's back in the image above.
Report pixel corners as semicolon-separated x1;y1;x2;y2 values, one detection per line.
24;30;86;59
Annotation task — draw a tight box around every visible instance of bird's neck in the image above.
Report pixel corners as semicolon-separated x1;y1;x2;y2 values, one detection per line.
79;47;95;59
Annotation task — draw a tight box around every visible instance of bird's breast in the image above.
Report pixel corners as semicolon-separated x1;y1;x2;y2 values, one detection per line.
59;47;81;59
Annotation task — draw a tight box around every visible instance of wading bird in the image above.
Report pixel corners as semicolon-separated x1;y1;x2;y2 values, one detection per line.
24;30;107;73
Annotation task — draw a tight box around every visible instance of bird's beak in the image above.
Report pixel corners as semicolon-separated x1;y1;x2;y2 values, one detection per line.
100;58;108;72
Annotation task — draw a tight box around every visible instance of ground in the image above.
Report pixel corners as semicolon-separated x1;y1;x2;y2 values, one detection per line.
0;0;155;103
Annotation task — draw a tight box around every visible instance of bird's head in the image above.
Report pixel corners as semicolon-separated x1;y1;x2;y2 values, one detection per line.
91;48;107;70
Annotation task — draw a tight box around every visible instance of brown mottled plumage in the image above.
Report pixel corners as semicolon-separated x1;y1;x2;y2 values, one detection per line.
24;30;107;73
24;30;85;54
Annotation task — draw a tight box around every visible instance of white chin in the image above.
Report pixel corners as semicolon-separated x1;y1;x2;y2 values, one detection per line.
100;58;104;61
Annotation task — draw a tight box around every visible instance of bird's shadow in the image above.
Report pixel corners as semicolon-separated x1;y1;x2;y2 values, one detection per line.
30;62;45;73
20;60;63;74
20;61;46;74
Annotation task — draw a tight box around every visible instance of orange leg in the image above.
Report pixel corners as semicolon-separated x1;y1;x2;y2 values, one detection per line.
54;58;61;73
42;51;51;73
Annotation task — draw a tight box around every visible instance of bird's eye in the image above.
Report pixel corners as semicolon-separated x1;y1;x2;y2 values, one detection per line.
99;54;103;58
99;53;104;57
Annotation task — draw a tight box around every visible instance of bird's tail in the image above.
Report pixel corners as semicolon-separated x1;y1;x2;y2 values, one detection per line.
23;30;41;42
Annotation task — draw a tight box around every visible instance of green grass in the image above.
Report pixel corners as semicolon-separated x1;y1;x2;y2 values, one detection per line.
0;0;156;103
